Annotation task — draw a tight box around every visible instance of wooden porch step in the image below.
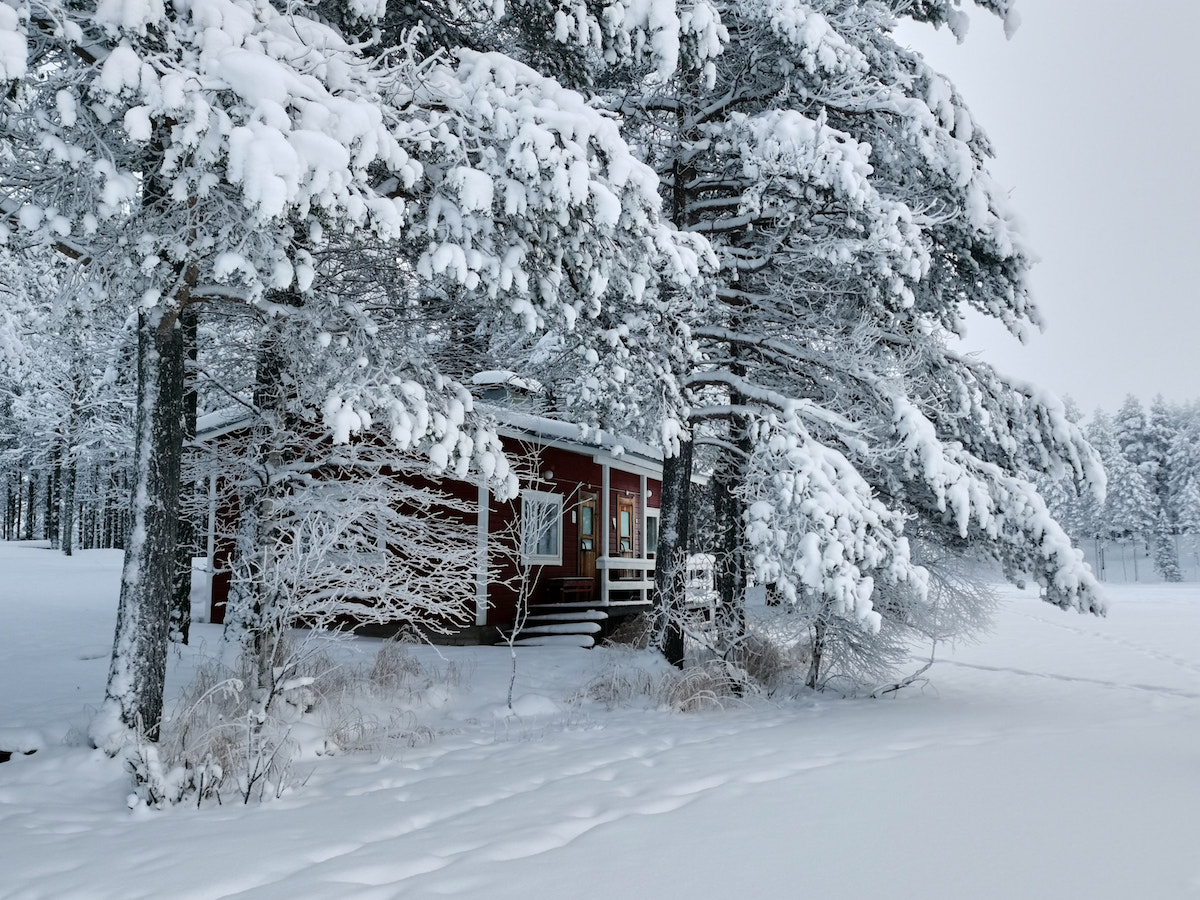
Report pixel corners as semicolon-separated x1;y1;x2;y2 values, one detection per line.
511;634;596;648
526;610;608;623
517;622;603;636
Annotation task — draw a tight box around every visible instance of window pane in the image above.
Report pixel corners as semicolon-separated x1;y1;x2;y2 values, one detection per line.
522;491;562;563
647;516;659;556
536;507;557;556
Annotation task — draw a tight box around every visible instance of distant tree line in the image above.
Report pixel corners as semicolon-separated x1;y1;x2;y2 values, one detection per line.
1040;395;1200;581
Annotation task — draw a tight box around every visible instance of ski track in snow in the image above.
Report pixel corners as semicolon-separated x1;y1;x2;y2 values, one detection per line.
1009;602;1200;680
939;659;1200;700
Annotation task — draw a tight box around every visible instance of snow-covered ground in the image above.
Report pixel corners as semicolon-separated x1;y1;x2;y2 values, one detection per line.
2;542;1199;899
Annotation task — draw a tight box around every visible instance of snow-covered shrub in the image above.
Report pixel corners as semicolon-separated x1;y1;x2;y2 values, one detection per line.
603;613;654;649
657;661;749;712
368;638;425;692
574;657;661;709
126;650;315;808
125;636;465;808
726;632;798;689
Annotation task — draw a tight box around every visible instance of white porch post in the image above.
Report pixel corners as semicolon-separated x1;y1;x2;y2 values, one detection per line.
205;470;218;598
475;481;490;627
638;472;648;604
601;462;610;606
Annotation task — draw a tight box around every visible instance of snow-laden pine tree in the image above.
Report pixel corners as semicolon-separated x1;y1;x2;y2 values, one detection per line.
1176;474;1200;571
612;0;1105;676
1114;396;1150;477
1086;410;1153;580
1113;396;1180;579
1166;404;1200;566
0;0;707;747
1144;396;1181;579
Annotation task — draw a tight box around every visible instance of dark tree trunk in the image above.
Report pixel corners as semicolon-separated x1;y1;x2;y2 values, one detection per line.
806;618;826;690
103;457;120;549
47;461;60;548
13;465;23;540
712;455;747;651
93;301;189;749
61;445;77;556
653;440;694;668
171;304;199;644
23;469;35;540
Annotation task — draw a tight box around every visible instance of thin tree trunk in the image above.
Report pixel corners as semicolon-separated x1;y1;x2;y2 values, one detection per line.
47;460;60;548
61;445;76;556
23;469;35;540
14;465;23;540
806;618;826;690
103;457;118;549
92;300;189;751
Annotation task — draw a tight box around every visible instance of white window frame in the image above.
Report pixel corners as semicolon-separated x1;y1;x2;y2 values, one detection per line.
521;489;563;565
645;508;661;559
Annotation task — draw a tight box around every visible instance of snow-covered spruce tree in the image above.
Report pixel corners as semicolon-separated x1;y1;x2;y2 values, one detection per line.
1151;510;1181;582
1167;405;1200;569
612;0;1105;677
1177;474;1200;570
1144;396;1181;579
1166;403;1200;509
1085;410;1153;580
1114;395;1150;481
1112;395;1181;579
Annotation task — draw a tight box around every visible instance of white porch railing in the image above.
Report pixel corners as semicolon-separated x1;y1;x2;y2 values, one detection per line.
596;556;655;605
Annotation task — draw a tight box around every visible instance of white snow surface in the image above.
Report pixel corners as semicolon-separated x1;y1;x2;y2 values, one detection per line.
2;542;1200;898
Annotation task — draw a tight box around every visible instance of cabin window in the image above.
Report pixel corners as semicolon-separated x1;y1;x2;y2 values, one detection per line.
646;509;660;558
521;490;563;565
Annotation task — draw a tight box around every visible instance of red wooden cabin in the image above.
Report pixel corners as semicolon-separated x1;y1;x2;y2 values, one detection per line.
197;392;663;647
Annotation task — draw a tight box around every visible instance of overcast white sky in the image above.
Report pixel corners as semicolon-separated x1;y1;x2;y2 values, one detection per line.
899;1;1200;415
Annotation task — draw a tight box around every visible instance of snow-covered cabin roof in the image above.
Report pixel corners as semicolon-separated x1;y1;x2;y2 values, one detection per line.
480;403;663;475
195;402;663;477
469;370;544;395
195;406;256;442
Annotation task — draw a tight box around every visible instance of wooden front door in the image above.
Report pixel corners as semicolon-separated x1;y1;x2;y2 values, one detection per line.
578;492;598;581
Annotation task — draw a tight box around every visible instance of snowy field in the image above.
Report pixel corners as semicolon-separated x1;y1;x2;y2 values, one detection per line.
2;542;1200;899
